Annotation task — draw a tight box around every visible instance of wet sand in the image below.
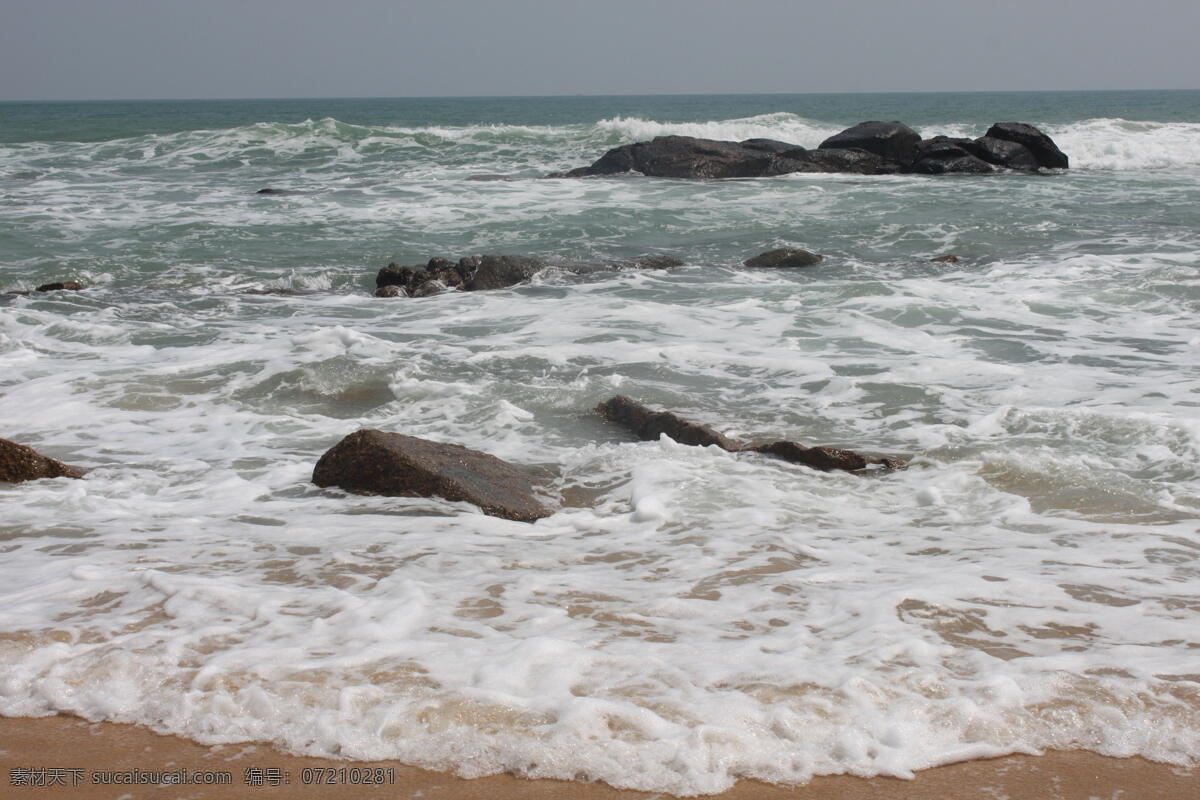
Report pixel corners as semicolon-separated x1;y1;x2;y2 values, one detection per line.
0;715;1195;800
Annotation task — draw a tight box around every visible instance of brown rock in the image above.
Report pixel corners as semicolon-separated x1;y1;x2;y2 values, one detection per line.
595;396;742;450
312;430;551;523
744;440;869;472
929;254;960;263
0;439;84;482
35;281;84;292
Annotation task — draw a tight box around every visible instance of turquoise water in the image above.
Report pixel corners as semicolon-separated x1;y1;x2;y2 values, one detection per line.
1;92;1198;793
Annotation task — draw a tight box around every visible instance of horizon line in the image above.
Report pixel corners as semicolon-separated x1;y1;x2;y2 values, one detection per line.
2;87;1197;104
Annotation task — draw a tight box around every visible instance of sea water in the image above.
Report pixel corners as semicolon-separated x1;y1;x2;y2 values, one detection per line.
1;91;1198;794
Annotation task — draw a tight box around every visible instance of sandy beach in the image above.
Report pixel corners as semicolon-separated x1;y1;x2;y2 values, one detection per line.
1;715;1194;800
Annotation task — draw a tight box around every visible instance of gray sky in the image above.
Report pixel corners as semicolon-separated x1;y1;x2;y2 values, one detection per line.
2;0;1197;101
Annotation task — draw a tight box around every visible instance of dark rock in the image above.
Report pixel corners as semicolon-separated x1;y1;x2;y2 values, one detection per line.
241;288;321;296
410;280;447;298
740;138;798;154
985;123;1069;169
782;147;901;174
962;136;1041;171
461;255;546;291
929;254;960;263
595;396;904;474
743;248;822;268
745;440;869;472
596;396;742;450
35;281;84;292
312;429;551;523
375;285;406;298
907;139;994;175
819;121;921;166
622;255;685;270
554;136;819;179
255;188;296;195
0;439;84;483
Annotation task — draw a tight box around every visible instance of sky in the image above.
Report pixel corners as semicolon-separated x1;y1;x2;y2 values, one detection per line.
2;0;1197;101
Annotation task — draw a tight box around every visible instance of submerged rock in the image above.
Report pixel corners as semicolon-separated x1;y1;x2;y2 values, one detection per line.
596;395;742;450
929;254;960;263
743;248;823;268
0;439;84;483
35;281;85;292
313;429;551;523
595;396;902;473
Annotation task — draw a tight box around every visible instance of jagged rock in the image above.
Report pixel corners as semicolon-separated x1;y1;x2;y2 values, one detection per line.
595;396;902;473
930;254;960;263
743;248;823;268
961;136;1041;171
907;138;995;175
461;255;546;291
985;123;1069;169
596;395;742;450
35;281;84;292
552;121;1066;179
374;285;406;298
745;440;869;472
818;121;921;165
312;429;551;523
0;439;84;483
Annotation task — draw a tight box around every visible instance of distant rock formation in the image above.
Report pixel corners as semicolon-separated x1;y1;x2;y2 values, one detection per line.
312;429;551;523
553;121;1067;179
743;248;822;268
595;396;904;473
0;438;84;483
374;254;685;297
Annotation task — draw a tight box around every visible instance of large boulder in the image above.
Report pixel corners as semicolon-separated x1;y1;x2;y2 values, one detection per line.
907;138;995;175
818;121;921;166
312;429;551;523
961;136;1041;171
984;123;1069;169
0;439;84;482
743;248;823;268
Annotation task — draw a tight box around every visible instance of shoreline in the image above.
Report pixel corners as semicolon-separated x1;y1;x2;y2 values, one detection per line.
0;715;1194;799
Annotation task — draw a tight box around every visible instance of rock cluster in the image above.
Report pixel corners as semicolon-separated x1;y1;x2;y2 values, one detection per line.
596;396;904;473
0;438;84;483
554;121;1068;179
376;255;547;297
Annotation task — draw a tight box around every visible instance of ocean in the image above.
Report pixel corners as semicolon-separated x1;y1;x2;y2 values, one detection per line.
1;90;1198;794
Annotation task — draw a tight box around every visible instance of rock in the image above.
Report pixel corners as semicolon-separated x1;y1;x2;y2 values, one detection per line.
35;281;84;292
818;121;921;166
984;123;1069;169
622;255;685;270
740;138;799;154
0;439;84;483
961;136;1041;171
907;138;995;175
374;285;406;298
553;121;1066;180
782;147;900;175
745;440;869;472
596;396;742;450
255;188;297;195
595;396;903;473
312;429;551;523
929;254;960;263
459;255;546;291
743;248;823;268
